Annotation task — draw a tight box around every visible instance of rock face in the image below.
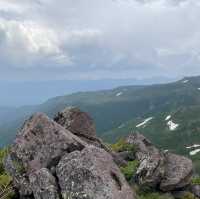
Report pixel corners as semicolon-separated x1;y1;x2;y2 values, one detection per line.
5;109;135;199
125;133;193;191
29;168;60;199
11;113;86;171
54;107;96;141
126;133;165;187
56;146;134;199
160;153;193;191
54;107;127;167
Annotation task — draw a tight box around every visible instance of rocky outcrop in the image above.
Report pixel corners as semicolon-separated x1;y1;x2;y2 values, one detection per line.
29;168;60;199
190;184;200;198
11;113;86;171
5;110;135;199
54;107;96;142
54;107;127;167
126;133;166;187
125;133;193;192
56;146;134;199
160;153;193;191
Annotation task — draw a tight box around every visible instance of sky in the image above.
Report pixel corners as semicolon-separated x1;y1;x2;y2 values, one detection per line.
0;0;200;81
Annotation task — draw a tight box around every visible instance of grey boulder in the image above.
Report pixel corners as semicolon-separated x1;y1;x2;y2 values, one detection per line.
11;113;86;171
56;146;135;199
160;153;193;191
29;168;60;199
126;133;165;187
125;133;193;191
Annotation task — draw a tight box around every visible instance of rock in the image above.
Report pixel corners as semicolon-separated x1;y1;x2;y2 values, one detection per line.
10;113;86;171
54;107;96;141
5;113;87;197
118;151;135;161
29;168;60;199
6;112;136;199
55;107;127;167
126;133;165;188
190;184;200;198
4;154;32;196
125;133;193;191
56;146;135;199
160;153;193;191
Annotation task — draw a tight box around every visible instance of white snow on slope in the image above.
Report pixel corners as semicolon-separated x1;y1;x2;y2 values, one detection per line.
182;80;189;83
165;115;171;121
198;88;200;90
186;144;200;149
167;120;179;131
190;149;200;156
116;92;123;97
136;117;153;128
118;124;125;129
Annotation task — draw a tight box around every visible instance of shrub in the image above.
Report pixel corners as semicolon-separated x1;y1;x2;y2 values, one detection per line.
111;138;136;153
120;160;139;182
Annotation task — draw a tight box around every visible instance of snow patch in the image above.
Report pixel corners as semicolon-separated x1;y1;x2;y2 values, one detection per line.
167;120;179;131
136;117;153;128
198;88;200;90
165;115;171;121
186;144;200;149
116;92;123;97
118;124;125;129
190;149;200;156
182;80;189;84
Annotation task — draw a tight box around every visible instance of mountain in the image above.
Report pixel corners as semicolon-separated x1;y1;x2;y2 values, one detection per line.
0;77;175;107
1;75;200;170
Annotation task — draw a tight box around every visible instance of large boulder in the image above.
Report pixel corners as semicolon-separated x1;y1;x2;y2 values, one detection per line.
10;113;86;171
54;107;96;141
126;133;165;187
56;146;135;199
190;184;200;198
5;113;87;197
125;133;193;191
54;107;127;167
160;153;193;192
29;168;60;199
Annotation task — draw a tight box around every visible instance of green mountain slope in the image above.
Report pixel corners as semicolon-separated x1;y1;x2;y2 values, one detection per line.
1;75;200;158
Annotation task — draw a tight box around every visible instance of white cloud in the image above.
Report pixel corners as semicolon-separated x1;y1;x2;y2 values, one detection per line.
0;0;200;80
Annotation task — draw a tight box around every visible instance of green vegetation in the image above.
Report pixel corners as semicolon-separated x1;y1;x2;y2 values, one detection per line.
111;138;137;153
0;148;15;199
180;192;197;199
120;160;139;182
138;192;173;199
192;177;200;185
12;159;25;174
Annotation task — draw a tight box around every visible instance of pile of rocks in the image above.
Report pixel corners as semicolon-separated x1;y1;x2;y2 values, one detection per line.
4;107;199;199
5;107;134;199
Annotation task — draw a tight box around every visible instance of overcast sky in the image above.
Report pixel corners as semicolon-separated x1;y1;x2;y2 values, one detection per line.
0;0;200;81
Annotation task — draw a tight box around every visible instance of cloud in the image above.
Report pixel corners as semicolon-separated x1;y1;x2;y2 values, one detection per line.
0;0;200;80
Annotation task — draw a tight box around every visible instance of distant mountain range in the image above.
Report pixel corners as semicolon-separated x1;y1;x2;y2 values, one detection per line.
1;75;200;171
0;77;175;107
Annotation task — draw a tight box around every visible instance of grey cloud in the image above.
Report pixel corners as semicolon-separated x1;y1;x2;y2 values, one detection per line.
0;0;199;80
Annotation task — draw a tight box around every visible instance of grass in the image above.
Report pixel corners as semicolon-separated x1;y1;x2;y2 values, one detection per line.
0;148;15;199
